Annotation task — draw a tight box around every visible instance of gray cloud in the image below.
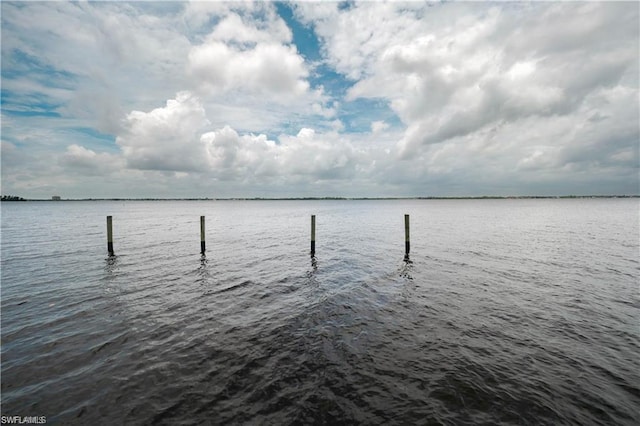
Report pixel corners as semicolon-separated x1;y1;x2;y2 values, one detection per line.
295;1;638;196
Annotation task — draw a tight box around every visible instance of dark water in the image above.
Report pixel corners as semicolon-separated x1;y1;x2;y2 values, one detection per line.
1;199;639;425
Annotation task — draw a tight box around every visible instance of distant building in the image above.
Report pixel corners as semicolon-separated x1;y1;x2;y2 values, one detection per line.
52;195;61;201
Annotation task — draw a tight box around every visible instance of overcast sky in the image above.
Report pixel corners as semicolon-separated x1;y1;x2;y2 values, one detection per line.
1;1;638;198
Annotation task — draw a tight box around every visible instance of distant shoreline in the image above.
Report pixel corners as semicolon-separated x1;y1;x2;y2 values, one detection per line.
3;195;638;202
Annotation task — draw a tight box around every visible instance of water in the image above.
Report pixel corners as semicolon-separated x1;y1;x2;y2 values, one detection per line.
1;199;639;425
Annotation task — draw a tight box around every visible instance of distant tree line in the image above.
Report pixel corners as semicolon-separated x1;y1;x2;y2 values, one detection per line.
1;195;26;201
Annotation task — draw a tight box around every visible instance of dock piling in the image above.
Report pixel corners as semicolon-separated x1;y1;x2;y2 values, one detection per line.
404;214;410;256
311;215;316;256
200;216;206;254
107;216;114;256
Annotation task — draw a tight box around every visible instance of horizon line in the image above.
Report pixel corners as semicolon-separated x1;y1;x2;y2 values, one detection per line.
3;195;639;202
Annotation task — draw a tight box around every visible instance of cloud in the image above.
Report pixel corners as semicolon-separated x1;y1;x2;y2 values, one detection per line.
276;128;358;180
116;92;211;172
187;9;309;98
209;12;292;44
371;120;389;134
298;3;637;134
114;92;361;185
188;41;309;97
60;144;124;175
1;1;193;136
294;1;638;194
1;1;638;198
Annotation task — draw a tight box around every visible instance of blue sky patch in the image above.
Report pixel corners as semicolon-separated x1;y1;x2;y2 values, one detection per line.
275;2;320;62
1;90;63;117
274;3;401;135
70;127;116;143
2;49;77;88
339;98;401;133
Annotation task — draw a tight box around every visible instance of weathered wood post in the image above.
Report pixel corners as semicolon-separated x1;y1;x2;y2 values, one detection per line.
311;215;316;256
107;216;114;256
200;216;206;254
404;214;410;256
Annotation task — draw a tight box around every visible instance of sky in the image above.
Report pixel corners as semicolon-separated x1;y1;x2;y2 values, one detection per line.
1;1;638;199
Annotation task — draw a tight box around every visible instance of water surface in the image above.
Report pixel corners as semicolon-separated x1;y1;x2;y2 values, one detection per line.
2;199;639;424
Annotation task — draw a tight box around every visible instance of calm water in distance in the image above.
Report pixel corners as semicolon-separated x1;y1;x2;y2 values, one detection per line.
1;199;639;425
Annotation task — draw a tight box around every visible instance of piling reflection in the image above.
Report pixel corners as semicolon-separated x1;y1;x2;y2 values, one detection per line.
105;254;118;270
102;254;123;297
306;254;318;279
400;255;413;280
197;254;210;285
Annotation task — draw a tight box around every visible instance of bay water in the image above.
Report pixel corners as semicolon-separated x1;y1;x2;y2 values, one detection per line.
1;199;638;424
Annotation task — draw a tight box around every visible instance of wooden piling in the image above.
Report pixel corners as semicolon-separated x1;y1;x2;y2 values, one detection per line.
200;216;206;254
311;215;316;256
404;214;410;255
107;216;114;256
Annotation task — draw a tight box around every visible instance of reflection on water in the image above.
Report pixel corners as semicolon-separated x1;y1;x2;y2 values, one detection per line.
105;254;118;267
399;256;413;280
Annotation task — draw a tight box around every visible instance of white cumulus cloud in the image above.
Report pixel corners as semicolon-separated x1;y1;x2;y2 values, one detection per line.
187;9;309;98
113;92;362;186
117;92;211;172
